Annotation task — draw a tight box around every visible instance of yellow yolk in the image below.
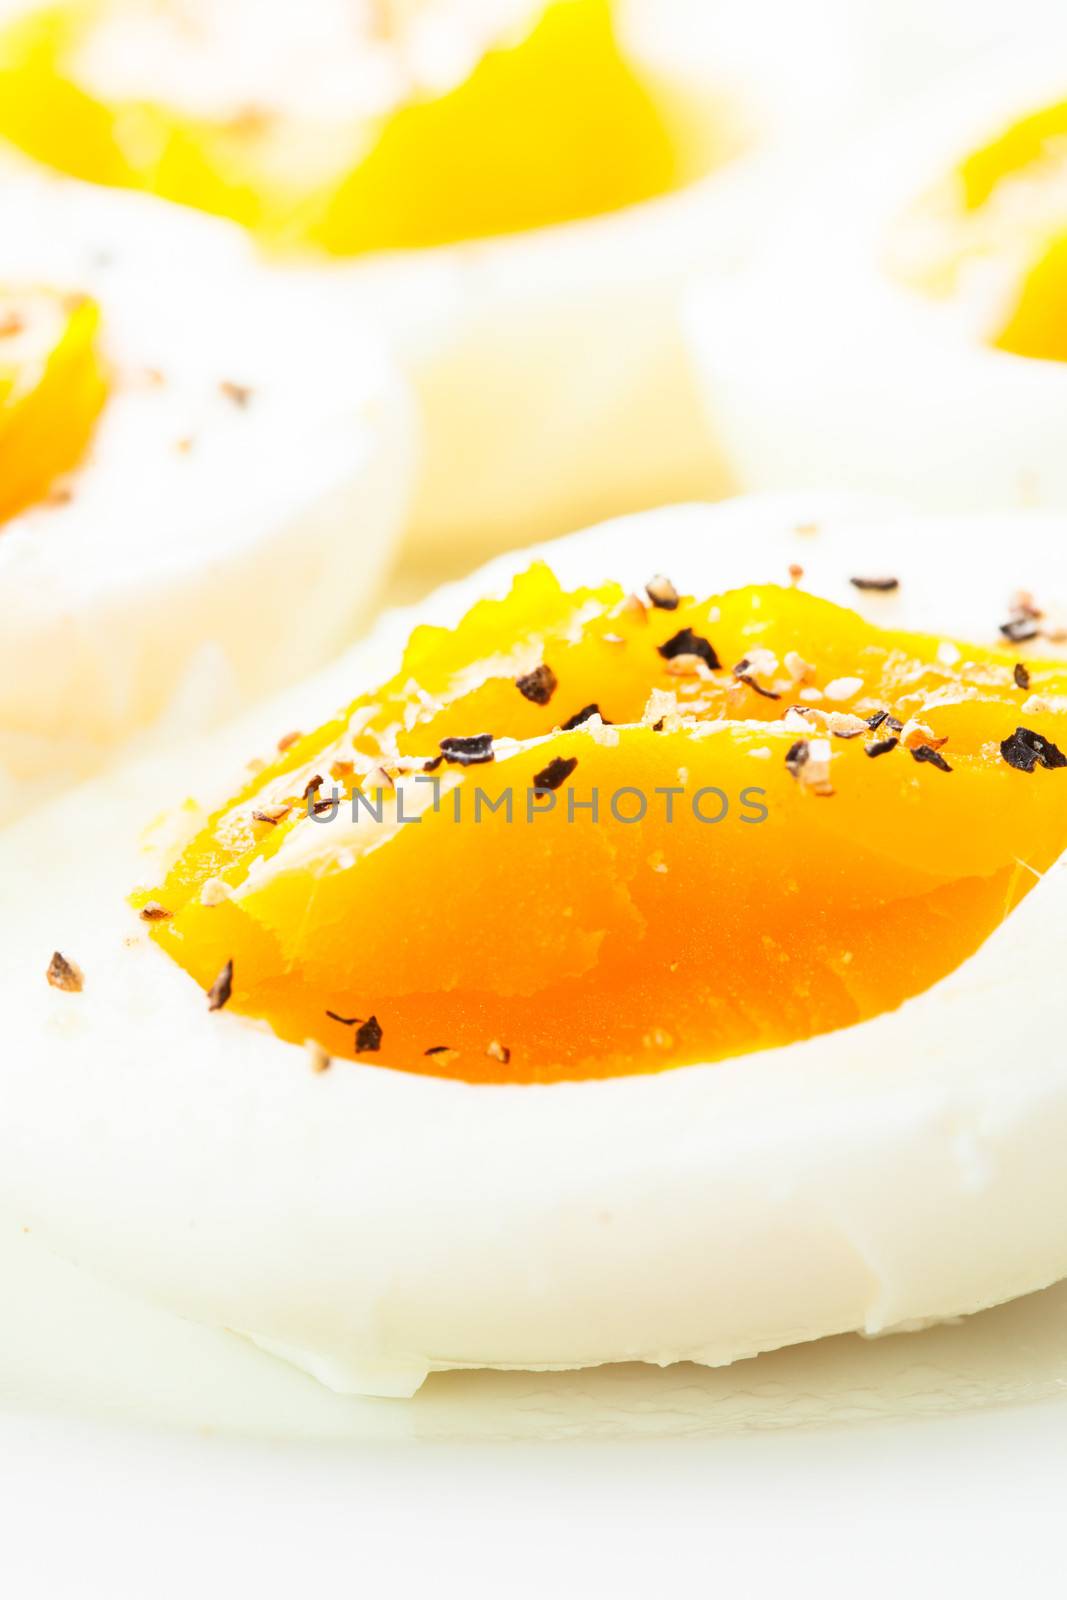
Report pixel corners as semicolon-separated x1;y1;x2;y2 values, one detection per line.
891;99;1067;359
0;2;720;253
0;286;106;525
900;98;1067;361
955;100;1067;360
958;101;1067;211
140;566;1067;1084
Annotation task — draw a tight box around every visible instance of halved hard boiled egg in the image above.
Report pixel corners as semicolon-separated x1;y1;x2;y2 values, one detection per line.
0;0;803;556
2;495;1065;1397
689;42;1067;513
0;168;412;823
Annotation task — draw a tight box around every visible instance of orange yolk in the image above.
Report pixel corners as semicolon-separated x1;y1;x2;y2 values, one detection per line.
140;567;1067;1084
0;2;721;253
0;286;106;525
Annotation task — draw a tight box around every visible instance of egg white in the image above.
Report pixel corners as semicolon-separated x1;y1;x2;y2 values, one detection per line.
688;42;1067;515
0;493;1064;1399
0;168;413;824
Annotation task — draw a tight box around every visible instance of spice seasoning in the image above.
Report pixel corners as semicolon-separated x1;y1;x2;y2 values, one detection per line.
515;664;557;705
532;755;578;792
207;959;233;1011
46;951;83;992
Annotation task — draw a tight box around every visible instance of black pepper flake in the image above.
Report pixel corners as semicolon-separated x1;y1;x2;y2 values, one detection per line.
355;1015;383;1053
865;737;899;759
439;733;494;766
423;754;444;772
252;805;290;826
486;1040;511;1064
302;774;324;800
515;663;557;705
532;755;578;792
1000;726;1067;773
326;1008;362;1025
651;717;665;732
645;574;680;610
561;703;607;730
311;797;336;815
207;959;233;1011
866;710;888;731
46;951;83;993
850;576;900;592
735;672;781;701
785;740;810;778
910;745;953;773
424;1045;452;1056
1014;662;1031;690
1000;616;1041;644
658;627;721;672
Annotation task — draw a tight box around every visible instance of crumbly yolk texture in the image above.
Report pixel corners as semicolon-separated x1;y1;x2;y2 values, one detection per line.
0;1;718;252
0;286;106;525
140;566;1067;1084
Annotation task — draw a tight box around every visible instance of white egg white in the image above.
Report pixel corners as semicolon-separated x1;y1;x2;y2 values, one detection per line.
0;168;413;823
687;42;1067;518
0;493;1064;1399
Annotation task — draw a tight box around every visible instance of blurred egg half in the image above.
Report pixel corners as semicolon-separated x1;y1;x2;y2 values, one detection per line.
689;41;1067;515
0;168;412;823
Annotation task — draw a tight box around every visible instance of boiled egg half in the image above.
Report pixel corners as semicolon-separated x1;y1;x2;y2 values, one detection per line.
1;494;1065;1397
0;167;412;823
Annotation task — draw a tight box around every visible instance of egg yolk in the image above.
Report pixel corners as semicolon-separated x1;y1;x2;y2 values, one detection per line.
0;1;724;253
992;231;1067;362
140;567;1067;1084
0;286;106;525
897;98;1067;361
